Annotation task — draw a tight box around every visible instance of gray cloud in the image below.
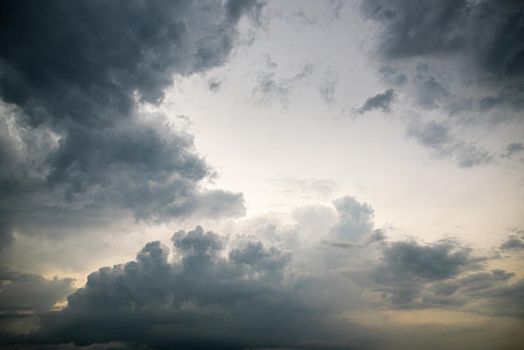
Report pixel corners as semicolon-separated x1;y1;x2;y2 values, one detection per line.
207;78;222;92
0;0;258;239
360;0;524;118
378;66;407;87
0;268;74;318
502;142;524;159
379;240;479;281
415;77;449;110
360;0;524;169
500;236;524;250
16;226;361;350
357;89;395;114
371;239;484;307
406;120;493;168
1;201;523;348
330;196;375;241
360;0;524;80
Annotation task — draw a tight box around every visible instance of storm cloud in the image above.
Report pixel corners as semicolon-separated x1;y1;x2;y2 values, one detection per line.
360;0;524;81
1;2;523;349
17;227;349;349
0;0;260;237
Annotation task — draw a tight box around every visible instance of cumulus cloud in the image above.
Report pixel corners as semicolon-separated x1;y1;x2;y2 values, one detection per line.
330;196;376;240
1;197;523;348
357;89;395;114
0;0;259;238
20;226;351;349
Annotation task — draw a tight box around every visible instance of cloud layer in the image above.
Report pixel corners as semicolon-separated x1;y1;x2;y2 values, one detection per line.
1;197;522;349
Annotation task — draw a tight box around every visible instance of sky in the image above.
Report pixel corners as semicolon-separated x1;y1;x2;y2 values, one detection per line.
0;0;524;349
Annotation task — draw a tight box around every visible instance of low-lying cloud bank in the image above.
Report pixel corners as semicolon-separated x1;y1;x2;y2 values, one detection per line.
1;197;522;349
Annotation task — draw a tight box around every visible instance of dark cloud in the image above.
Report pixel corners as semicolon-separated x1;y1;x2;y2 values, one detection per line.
0;222;13;250
360;0;524;78
364;238;524;318
378;240;479;281
12;226;360;350
361;0;524;115
2;220;523;348
0;0;258;237
357;89;395;114
372;239;483;306
500;236;524;250
0;268;74;317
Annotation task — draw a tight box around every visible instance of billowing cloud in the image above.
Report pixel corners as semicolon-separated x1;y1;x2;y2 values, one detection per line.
0;0;260;238
1;197;524;349
18;227;346;349
330;196;376;240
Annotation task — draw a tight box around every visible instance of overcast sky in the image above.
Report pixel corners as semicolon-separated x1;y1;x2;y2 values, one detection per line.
1;1;524;349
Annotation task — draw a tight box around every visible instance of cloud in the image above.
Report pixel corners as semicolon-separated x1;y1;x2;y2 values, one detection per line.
500;236;524;250
378;66;407;86
2;198;524;348
330;196;375;241
0;268;75;317
360;0;524;115
0;0;259;238
252;64;315;108
406;120;493;168
207;78;222;92
357;89;395;114
379;240;480;281
359;0;524;169
370;239;486;307
360;0;524;80
19;226;356;349
502;142;524;159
